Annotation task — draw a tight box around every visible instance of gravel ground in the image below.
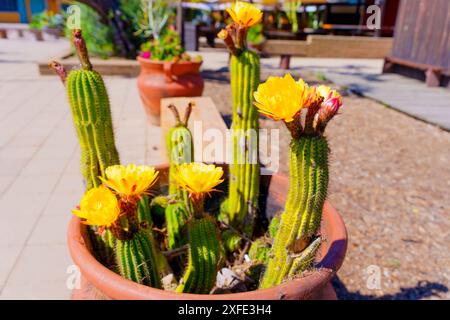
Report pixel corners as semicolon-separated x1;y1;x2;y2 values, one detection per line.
203;70;450;300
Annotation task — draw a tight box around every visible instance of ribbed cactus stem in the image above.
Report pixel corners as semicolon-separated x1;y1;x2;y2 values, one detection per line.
167;104;194;203
176;217;222;294
51;30;120;264
138;195;152;224
165;201;189;250
260;136;328;289
227;49;260;238
55;30;119;190
288;237;322;277
115;229;162;288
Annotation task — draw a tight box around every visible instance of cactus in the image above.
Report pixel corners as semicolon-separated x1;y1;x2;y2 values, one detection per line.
51;29;119;189
138;195;152;224
165;201;189;250
166;103;194;200
248;238;270;264
176;217;222;294
288;237;321;278
149;195;168;225
252;72;343;288
260;136;328;288
51;30;120;265
218;3;263;238
268;215;281;239
115;228;162;288
221;229;242;253
225;47;261;238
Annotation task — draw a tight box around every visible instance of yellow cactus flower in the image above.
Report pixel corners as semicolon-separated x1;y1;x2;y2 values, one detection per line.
72;186;119;227
100;164;159;196
173;162;224;197
226;1;263;28
254;74;309;122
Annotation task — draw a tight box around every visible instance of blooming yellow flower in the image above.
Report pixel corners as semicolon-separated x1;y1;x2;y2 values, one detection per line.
72;186;119;227
226;1;263;28
173;162;224;196
253;74;309;122
100;164;159;196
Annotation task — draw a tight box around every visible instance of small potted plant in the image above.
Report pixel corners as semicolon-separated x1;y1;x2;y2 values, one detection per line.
58;2;347;300
30;10;65;40
136;0;204;125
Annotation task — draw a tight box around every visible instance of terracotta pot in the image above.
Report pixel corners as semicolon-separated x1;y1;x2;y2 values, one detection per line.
68;163;347;300
136;57;204;125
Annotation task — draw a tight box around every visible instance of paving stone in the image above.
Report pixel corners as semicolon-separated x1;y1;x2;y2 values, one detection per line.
0;246;22;291
28;214;72;246
0;244;72;300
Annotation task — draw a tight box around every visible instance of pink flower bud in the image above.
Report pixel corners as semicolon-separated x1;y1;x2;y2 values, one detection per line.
317;95;342;125
141;51;151;59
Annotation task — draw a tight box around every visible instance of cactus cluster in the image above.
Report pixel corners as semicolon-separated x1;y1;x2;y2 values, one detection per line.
64;1;344;296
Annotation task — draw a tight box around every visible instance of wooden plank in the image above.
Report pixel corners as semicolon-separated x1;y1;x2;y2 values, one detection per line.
160;97;228;164
263;36;392;59
391;0;449;70
262;40;308;56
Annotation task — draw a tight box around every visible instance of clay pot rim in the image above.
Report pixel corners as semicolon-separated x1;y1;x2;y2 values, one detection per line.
67;163;347;300
137;56;203;67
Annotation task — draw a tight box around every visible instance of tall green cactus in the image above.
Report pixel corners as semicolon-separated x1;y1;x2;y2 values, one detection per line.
166;103;194;203
260;136;328;288
51;29;120;265
176;217;222;294
115;228;162;288
52;29;119;190
165;201;189;250
227;49;260;238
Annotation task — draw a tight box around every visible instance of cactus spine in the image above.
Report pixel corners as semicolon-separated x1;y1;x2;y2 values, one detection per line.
227;49;260;237
260;136;328;288
115;228;162;288
176;217;222;294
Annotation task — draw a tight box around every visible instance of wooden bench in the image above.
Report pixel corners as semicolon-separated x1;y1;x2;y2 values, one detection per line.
160;97;228;164
262;39;308;69
383;56;445;87
262;36;392;69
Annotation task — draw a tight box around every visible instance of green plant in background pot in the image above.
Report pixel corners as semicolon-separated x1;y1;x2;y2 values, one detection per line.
30;11;65;31
136;0;204;124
